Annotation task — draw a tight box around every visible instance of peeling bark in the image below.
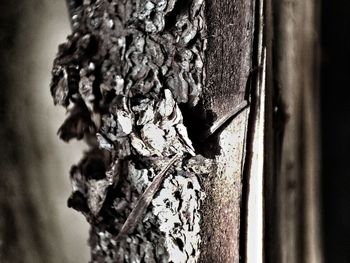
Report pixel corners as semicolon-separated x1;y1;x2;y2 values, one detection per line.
51;0;256;261
0;0;324;262
51;0;211;262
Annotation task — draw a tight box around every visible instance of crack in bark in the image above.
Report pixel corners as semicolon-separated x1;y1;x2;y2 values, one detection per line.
51;0;210;262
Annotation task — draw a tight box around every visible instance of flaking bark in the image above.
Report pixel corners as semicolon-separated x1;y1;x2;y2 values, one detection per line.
51;0;256;262
51;0;211;262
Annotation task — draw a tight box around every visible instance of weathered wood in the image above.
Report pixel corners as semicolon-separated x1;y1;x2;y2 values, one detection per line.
204;0;254;120
199;0;255;262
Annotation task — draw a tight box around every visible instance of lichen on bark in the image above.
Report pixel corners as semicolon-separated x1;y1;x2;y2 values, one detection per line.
50;0;209;261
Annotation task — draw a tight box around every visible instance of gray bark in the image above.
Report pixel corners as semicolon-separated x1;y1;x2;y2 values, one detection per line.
51;0;256;262
52;0;209;262
0;0;323;262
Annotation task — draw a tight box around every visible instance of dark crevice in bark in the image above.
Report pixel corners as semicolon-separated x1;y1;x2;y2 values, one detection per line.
163;0;192;31
52;0;258;261
180;101;219;158
53;0;208;261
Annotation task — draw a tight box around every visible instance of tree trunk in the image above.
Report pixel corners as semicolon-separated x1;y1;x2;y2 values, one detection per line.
0;0;322;262
199;0;256;262
50;0;257;261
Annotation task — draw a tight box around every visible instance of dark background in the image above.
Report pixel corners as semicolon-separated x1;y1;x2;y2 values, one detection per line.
321;0;350;262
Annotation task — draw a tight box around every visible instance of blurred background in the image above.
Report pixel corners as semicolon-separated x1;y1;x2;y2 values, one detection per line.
0;1;89;262
0;0;349;262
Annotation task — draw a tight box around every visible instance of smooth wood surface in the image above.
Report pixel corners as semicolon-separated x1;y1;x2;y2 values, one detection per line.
264;0;322;262
199;0;255;262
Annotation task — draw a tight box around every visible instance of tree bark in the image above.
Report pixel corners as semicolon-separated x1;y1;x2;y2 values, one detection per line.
46;0;323;262
0;0;324;262
50;0;256;262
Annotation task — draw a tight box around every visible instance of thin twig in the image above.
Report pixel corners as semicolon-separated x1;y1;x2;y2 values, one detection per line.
115;153;181;241
201;100;249;141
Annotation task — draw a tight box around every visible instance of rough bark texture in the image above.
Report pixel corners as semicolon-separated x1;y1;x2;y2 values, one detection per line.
0;0;324;262
51;0;255;262
51;0;210;262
